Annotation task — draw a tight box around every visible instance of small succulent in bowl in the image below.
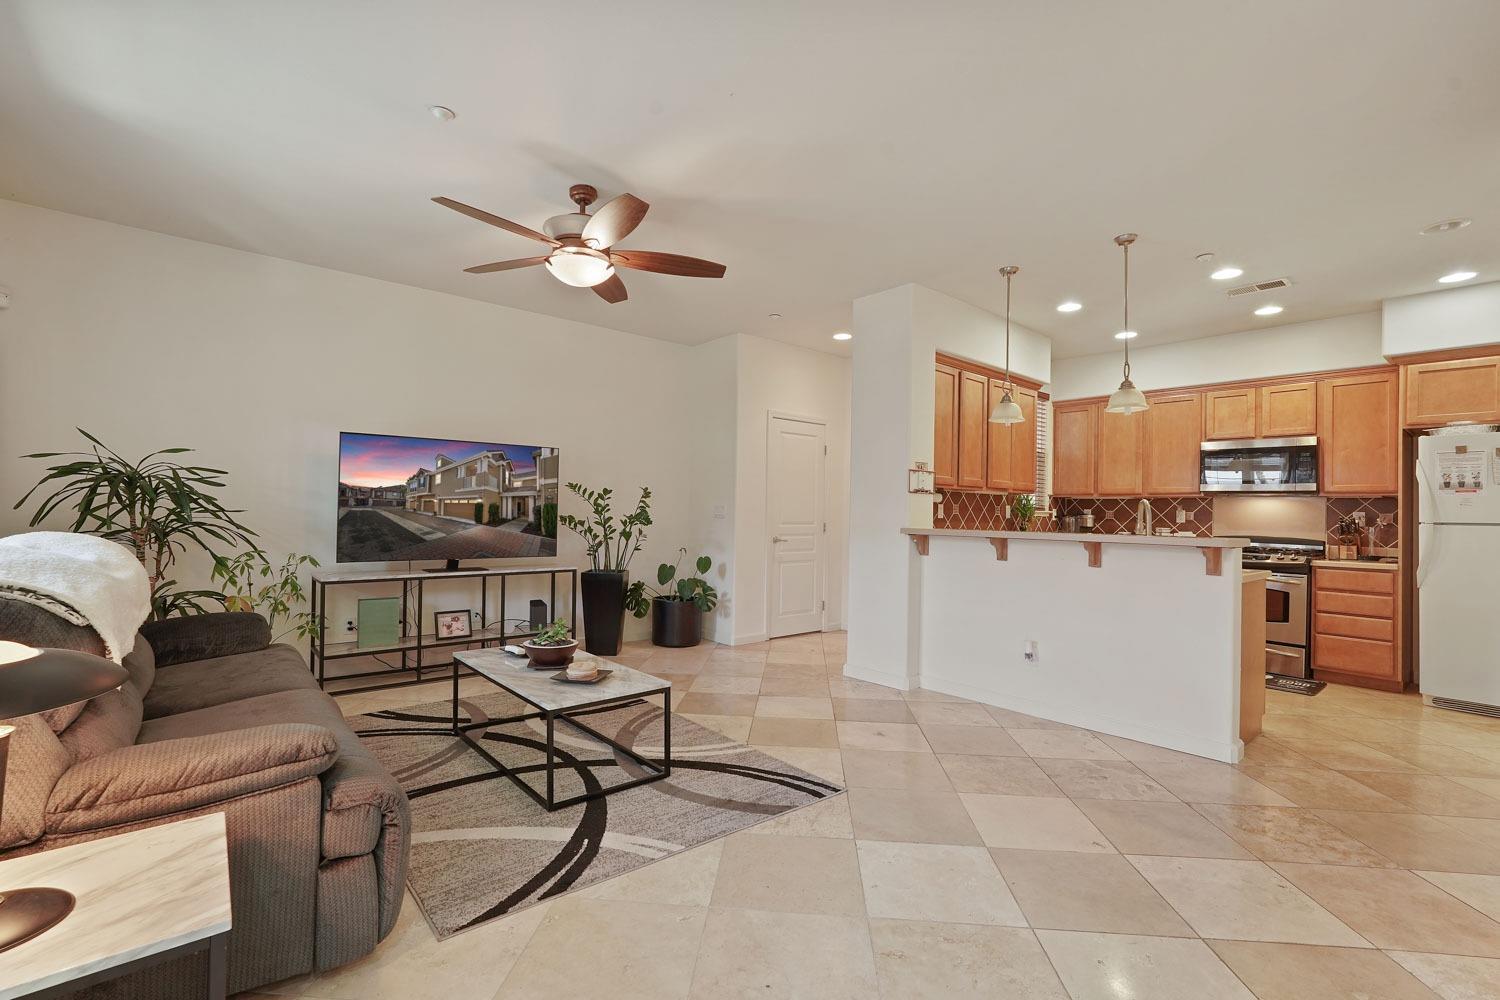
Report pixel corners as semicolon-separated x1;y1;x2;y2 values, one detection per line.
533;618;573;646
524;618;579;668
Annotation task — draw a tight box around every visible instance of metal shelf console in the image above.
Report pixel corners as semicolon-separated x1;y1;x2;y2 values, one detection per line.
308;565;579;695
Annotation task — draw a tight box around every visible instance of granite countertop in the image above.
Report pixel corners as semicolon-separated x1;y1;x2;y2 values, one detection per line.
901;528;1249;549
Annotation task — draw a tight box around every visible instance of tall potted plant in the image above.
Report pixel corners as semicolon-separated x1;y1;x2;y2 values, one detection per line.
558;483;652;655
627;548;719;647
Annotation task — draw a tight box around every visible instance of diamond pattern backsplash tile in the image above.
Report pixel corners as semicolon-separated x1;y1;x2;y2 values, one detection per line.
1054;496;1216;537
1326;496;1400;549
933;492;1055;532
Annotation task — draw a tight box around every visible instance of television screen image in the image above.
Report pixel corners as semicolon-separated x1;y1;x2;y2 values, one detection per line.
337;432;559;563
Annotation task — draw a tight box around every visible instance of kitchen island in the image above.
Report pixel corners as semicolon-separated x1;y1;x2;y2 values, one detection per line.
874;528;1254;762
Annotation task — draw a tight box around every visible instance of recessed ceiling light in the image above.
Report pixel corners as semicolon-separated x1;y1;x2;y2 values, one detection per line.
1438;270;1478;284
428;105;456;122
1421;219;1471;236
832;331;852;341
1254;304;1283;316
1210;267;1243;281
1114;330;1138;340
1056;301;1083;313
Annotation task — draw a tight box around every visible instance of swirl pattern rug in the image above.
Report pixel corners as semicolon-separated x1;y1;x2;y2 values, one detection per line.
351;690;842;939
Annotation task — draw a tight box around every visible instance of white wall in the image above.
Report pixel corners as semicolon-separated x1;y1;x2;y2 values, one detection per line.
1050;311;1383;399
731;335;851;643
0;200;788;647
1383;281;1500;357
685;335;740;643
913;285;1051;386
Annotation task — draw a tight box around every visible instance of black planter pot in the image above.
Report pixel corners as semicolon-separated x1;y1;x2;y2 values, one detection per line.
580;569;628;656
651;598;703;648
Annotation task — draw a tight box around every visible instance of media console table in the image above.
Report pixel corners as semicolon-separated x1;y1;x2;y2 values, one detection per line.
309;565;579;694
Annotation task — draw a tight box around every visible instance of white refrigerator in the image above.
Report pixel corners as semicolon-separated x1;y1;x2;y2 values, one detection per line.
1417;430;1500;710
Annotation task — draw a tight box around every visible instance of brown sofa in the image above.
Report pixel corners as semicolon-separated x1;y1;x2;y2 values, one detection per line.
0;601;410;998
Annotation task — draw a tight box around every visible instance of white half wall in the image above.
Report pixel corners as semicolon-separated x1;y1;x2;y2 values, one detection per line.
1383;281;1500;357
1050;311;1383;399
914;285;1051;386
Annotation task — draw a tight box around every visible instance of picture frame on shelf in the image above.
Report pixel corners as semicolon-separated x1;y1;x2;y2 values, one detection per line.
434;609;473;640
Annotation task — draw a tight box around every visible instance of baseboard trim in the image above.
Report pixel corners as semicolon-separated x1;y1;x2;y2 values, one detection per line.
730;631;770;646
842;660;915;692
917;673;1243;764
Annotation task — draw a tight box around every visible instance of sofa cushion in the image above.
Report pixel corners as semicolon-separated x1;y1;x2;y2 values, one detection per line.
57;683;144;762
141;611;271;668
122;631;156;696
0;715;71;850
144;643;317;719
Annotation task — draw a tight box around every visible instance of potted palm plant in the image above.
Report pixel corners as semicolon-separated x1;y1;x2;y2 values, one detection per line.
627;548;719;647
558;483;652;655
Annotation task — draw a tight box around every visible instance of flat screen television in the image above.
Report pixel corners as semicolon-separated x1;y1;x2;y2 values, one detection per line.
337;432;559;565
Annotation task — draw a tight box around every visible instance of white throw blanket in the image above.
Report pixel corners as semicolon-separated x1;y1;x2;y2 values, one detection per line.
0;531;151;662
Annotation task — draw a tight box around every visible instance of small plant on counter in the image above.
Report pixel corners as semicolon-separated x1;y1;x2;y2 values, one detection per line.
1010;493;1038;531
532;618;573;646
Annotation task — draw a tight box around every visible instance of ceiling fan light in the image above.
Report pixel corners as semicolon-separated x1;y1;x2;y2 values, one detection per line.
989;390;1024;425
545;247;615;287
1106;378;1149;414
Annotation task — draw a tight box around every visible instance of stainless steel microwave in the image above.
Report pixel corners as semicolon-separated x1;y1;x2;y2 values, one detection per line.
1200;436;1319;493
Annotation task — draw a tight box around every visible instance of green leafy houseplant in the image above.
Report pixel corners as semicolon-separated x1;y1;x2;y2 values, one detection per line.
1011;493;1037;531
15;429;260;619
557;483;653;571
627;549;718;618
212;551;321;642
532;618;573;646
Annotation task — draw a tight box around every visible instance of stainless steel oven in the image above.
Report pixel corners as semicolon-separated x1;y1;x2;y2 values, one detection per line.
1201;436;1319;493
1265;572;1311;678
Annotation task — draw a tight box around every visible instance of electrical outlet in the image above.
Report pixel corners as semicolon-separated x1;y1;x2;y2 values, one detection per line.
345;619;356;633
1176;508;1187;525
1023;640;1039;662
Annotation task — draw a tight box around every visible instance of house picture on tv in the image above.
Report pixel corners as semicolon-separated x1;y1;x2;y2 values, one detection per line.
337;432;558;563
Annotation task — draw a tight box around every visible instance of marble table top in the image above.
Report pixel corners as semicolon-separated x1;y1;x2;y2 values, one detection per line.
455;648;670;711
0;813;231;1000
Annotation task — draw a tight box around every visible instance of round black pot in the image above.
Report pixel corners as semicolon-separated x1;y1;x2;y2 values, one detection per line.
651;597;703;648
580;569;628;656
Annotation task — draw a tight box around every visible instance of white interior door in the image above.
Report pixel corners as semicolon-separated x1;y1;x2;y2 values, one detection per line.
767;414;827;638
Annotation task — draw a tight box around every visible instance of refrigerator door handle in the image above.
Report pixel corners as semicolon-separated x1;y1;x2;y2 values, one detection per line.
1417;460;1439;589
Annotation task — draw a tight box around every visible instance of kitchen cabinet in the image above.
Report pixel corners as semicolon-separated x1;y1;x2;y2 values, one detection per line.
1203;388;1257;440
1258;381;1318;437
1403;355;1500;428
1053;401;1097;497
1312;565;1401;690
1144;392;1203;495
986;381;1039;492
956;369;989;490
1097;406;1145;496
1319;370;1399;495
933;363;959;488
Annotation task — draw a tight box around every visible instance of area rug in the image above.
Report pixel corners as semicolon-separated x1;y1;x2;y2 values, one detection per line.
351;690;842;939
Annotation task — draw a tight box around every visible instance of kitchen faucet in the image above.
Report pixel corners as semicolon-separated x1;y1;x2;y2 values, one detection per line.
1135;499;1153;536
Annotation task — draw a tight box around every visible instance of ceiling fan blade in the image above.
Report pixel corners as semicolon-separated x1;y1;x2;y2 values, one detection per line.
432;197;559;246
581;193;649;248
463;256;550;274
610;250;726;278
592;274;628;303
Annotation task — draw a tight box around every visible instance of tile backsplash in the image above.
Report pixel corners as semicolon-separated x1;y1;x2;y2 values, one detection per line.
1053;496;1215;537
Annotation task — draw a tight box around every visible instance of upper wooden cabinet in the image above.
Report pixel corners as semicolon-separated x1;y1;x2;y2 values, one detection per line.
1203;388;1256;440
1258;381;1318;437
933;363;959;488
986;379;1013;492
1008;387;1039;493
1403;355;1500;428
1144;392;1203;495
1319;370;1399;495
1097;406;1146;496
1053;401;1097;497
956;369;989;490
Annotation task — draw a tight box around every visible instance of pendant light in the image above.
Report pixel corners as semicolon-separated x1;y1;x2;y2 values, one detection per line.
988;265;1025;424
1106;233;1150;414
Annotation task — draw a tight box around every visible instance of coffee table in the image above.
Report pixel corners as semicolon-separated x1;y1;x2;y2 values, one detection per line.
450;648;671;811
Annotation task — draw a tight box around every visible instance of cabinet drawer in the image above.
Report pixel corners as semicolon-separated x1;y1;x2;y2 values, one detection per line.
1315;568;1395;595
1315;590;1395;619
1313;634;1395;678
1315;612;1394;642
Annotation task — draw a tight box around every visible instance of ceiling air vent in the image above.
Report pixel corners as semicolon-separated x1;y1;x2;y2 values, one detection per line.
1226;277;1293;297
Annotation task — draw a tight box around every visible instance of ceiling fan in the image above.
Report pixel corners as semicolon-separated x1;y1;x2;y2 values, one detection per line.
432;185;726;303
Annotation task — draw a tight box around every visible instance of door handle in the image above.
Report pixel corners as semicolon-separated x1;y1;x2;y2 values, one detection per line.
771;536;787;543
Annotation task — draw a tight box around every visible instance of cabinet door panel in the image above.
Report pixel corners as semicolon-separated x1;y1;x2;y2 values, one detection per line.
1145;392;1203;495
1319;370;1399;495
1010;387;1039;493
1204;388;1256;440
986;378;1014;491
1053;403;1096;497
1259;381;1318;437
1404;356;1500;427
956;369;988;490
933;364;959;488
1097;406;1145;496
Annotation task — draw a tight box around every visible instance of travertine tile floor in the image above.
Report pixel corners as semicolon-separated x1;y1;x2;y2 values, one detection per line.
245;633;1500;999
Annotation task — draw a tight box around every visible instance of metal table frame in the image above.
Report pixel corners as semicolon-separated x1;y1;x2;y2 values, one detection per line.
450;658;672;811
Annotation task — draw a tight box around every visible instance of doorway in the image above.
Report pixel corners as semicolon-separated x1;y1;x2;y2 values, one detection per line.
766;413;828;638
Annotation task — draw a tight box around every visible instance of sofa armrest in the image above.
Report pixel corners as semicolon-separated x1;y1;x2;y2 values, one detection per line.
141;611;272;667
46;723;338;835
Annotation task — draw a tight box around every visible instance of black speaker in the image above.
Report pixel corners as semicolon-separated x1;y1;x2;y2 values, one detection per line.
530;599;548;628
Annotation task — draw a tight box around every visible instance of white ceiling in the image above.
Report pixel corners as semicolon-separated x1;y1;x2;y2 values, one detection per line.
3;1;1498;359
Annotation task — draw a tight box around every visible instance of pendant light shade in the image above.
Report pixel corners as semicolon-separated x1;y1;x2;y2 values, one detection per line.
988;265;1026;425
1105;234;1150;415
